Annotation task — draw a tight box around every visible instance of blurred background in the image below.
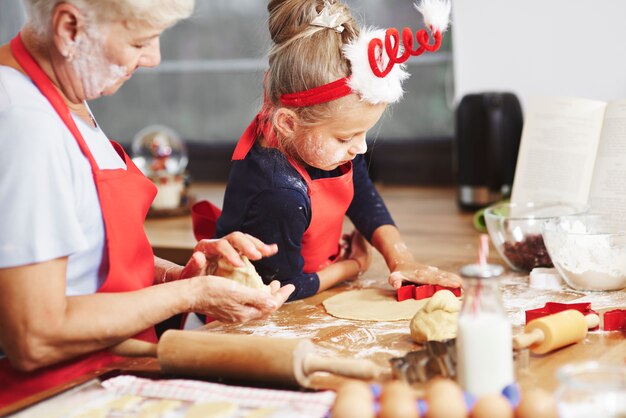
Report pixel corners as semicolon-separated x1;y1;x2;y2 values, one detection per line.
0;0;454;184
2;1;625;186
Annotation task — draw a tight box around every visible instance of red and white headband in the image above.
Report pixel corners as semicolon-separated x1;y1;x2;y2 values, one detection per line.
280;0;451;107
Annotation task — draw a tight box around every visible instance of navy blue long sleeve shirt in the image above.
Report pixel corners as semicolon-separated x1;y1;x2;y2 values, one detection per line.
216;144;394;300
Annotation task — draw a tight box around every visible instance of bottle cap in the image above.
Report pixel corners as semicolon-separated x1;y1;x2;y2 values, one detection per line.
459;263;504;278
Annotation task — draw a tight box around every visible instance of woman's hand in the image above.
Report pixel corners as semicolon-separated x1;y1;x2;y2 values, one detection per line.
194;232;278;268
185;276;294;323
388;261;462;289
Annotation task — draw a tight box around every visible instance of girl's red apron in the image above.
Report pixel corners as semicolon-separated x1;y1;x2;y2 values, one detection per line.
193;113;354;272
0;34;157;407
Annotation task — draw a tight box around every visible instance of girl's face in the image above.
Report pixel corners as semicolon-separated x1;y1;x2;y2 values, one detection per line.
294;97;387;171
70;20;165;99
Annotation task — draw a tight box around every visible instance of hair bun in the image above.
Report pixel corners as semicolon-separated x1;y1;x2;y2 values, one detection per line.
268;0;354;45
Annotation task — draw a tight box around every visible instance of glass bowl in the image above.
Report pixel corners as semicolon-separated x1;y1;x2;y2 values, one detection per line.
542;214;626;291
555;362;626;418
484;202;588;272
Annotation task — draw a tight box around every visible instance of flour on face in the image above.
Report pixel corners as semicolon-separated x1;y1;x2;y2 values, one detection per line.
70;29;127;99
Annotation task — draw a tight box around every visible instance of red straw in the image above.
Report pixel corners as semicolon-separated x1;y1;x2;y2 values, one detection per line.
472;234;489;315
477;234;489;267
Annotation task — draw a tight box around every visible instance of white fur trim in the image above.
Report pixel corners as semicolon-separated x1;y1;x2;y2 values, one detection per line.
343;27;410;105
414;0;451;33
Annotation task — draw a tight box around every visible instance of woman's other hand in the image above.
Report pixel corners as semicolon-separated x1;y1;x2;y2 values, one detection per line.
388;262;462;289
185;276;294;323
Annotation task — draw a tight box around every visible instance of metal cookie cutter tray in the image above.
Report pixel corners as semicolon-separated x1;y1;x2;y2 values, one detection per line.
389;339;529;385
389;339;457;384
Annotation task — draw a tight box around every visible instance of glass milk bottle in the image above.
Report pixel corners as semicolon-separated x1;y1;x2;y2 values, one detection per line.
456;275;514;397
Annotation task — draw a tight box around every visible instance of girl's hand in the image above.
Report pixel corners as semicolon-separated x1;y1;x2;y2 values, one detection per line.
185;276;294;324
343;231;371;275
194;232;278;268
162;233;278;283
388;261;462;289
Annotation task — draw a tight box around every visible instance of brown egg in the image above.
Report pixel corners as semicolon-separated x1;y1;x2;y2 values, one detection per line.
471;394;514;418
515;388;558;418
331;380;375;418
379;381;419;418
426;378;464;397
426;378;467;418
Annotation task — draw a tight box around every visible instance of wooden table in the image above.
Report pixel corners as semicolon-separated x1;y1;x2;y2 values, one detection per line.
4;184;625;415
145;184;626;391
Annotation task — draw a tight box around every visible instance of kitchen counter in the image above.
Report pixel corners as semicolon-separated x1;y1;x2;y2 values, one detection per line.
4;184;624;415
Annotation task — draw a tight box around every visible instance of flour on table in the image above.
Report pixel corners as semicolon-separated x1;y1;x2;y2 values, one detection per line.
323;289;428;321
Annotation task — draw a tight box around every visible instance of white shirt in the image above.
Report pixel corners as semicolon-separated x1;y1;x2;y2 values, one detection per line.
0;66;127;296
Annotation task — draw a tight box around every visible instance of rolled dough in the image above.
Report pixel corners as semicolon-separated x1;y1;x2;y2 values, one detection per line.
214;256;267;290
186;402;237;418
139;400;182;417
108;395;143;410
245;407;279;418
323;289;428;321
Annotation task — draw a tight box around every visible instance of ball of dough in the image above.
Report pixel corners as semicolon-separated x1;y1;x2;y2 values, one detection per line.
213;256;267;291
410;290;461;343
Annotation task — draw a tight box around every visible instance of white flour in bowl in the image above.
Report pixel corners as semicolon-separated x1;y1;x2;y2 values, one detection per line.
544;218;626;291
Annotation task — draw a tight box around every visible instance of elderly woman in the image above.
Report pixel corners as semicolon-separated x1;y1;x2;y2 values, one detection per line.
0;0;294;406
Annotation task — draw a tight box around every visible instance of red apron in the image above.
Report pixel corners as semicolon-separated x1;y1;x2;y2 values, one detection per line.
0;34;157;407
224;114;355;272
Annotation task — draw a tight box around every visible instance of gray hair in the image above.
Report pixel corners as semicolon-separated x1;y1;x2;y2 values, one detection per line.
22;0;195;36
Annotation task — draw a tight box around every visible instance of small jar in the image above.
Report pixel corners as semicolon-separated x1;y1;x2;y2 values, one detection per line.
555;362;626;418
456;274;514;397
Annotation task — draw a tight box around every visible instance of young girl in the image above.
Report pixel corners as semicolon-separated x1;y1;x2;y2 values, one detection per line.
213;0;461;300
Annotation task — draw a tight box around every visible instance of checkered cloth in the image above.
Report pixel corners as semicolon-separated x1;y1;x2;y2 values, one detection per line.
102;375;335;418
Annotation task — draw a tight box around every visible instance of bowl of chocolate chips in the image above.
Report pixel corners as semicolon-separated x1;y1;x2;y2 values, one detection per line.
484;202;588;272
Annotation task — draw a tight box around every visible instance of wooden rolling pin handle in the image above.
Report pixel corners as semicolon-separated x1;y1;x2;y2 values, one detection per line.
512;328;544;350
302;354;382;380
585;313;600;329
513;313;599;351
110;338;158;358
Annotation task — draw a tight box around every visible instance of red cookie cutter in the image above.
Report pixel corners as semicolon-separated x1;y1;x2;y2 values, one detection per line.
602;309;626;331
397;283;462;301
525;302;599;330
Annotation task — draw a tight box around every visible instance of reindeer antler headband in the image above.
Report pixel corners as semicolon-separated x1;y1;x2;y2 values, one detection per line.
280;0;451;107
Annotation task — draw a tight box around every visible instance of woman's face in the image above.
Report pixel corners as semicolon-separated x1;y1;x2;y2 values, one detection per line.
70;20;165;99
294;96;386;171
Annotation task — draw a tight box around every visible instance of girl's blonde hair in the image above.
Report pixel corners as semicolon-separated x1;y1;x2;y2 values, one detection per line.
265;0;360;124
22;0;194;36
264;0;363;155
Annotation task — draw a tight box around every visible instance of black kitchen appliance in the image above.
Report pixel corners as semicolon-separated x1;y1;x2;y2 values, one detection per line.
454;92;523;211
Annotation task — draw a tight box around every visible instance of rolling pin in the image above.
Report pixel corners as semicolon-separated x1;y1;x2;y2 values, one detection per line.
111;329;383;387
512;310;599;354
